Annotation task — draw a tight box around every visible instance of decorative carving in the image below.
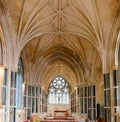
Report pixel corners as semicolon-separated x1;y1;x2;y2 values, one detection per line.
54;110;68;118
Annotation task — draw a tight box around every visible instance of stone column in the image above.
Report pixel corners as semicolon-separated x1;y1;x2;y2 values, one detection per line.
76;87;79;114
113;69;119;122
0;67;4;108
6;68;11;122
22;83;25;109
104;73;111;122
0;67;4;122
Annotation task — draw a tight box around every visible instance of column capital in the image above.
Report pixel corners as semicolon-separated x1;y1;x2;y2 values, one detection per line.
101;49;110;74
102;67;110;74
112;65;119;71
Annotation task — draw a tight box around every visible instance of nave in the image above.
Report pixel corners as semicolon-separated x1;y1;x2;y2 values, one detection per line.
0;0;120;122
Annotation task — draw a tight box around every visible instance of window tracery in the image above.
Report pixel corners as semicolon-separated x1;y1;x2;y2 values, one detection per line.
48;76;69;104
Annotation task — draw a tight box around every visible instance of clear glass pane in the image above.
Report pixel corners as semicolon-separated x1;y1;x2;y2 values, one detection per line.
48;76;69;104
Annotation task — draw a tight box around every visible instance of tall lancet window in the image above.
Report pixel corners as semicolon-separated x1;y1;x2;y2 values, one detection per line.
16;58;23;108
48;76;69;104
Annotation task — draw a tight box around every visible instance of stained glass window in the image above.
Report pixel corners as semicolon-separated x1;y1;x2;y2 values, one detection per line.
48;76;69;104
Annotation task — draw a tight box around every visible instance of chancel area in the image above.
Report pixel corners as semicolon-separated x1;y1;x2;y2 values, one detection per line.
0;0;120;122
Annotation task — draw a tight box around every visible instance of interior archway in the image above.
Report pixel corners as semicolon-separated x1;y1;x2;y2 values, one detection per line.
0;0;119;122
0;26;6;65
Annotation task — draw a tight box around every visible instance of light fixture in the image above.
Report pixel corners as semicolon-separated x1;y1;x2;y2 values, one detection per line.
22;83;25;89
22;82;25;108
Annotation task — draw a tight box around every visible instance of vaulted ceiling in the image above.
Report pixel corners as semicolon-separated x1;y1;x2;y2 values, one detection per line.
5;0;119;91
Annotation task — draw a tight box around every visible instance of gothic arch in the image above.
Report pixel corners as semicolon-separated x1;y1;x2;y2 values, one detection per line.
0;25;6;66
115;31;120;68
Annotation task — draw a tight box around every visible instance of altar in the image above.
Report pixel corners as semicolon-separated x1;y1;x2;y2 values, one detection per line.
42;119;77;122
54;110;68;118
44;117;77;122
43;110;77;122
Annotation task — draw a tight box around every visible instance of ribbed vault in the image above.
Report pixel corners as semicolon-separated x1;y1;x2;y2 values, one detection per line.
3;0;119;92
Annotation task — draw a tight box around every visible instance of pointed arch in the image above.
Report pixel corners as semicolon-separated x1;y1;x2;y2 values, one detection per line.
0;25;6;66
115;31;120;68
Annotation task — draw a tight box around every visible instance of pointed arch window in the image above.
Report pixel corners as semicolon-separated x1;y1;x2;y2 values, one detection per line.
16;58;23;108
48;76;69;104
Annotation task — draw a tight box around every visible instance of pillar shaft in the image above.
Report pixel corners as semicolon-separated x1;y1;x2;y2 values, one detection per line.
104;73;111;122
6;68;11;122
0;67;4;108
113;70;119;122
